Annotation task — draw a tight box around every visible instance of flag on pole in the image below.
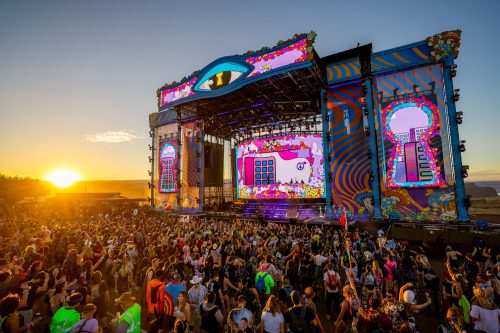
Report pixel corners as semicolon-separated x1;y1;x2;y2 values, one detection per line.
340;208;347;230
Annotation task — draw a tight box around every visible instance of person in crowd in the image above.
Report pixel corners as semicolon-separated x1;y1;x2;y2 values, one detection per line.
470;285;500;333
71;303;99;333
50;292;83;333
113;292;141;333
284;290;315;333
255;264;274;305
0;293;42;333
260;295;284;333
228;295;253;333
187;275;207;333
200;292;223;333
173;291;191;333
323;262;341;321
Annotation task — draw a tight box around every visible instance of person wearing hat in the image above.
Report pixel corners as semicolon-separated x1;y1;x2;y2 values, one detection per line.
113;292;141;333
187;275;207;333
71;303;99;333
50;292;83;333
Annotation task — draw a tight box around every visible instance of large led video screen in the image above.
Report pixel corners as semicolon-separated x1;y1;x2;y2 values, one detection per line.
236;134;325;199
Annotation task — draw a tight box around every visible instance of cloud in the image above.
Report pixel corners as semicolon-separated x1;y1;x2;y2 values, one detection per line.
84;130;145;143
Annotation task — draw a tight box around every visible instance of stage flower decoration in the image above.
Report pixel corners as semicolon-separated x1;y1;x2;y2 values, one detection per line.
426;30;461;61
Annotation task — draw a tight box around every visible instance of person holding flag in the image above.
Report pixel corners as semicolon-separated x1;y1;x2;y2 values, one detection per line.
339;207;348;231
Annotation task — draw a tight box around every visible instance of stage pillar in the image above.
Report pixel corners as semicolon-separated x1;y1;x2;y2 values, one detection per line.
321;89;333;216
198;120;204;213
443;56;469;222
364;78;383;220
176;110;182;211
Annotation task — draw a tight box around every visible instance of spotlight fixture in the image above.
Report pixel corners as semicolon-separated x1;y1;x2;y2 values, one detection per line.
462;165;469;178
364;126;370;136
459;140;466;152
453;89;460;102
148;170;152;176
148;144;154;151
366;151;373;159
456;111;463;125
450;64;457;78
325;114;329;121
368;171;374;181
362;105;369;116
326;133;331;141
149;130;154;138
148;182;155;189
148;156;152;163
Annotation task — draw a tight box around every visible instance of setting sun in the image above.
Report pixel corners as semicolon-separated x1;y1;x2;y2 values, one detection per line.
45;168;81;188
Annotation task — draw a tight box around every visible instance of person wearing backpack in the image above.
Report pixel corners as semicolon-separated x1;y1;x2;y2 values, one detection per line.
360;264;377;308
146;270;167;333
323;263;341;321
200;292;223;333
284;290;314;333
50;292;83;333
71;303;99;333
255;265;274;305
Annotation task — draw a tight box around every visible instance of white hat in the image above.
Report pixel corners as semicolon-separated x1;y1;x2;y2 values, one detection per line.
403;290;417;305
190;276;202;284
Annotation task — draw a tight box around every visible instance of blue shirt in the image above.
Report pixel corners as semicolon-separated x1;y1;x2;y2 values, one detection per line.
165;282;186;307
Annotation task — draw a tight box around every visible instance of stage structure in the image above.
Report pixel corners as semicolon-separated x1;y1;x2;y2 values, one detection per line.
149;30;469;223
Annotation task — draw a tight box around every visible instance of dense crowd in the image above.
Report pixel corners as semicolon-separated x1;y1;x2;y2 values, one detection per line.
0;204;499;333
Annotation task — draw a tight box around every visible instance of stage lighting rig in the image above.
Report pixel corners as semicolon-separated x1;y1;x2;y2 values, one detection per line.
462;165;469;178
362;105;369;116
456;111;463;124
364;125;370;136
450;64;457;78
366;150;373;159
148;170;152;176
148;144;155;151
459;140;466;152
368;171;374;181
149;130;154;138
148;182;155;189
148;156;152;163
453;89;460;102
324;114;329;121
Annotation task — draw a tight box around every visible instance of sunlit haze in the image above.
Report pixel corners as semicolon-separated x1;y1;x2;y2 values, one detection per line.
1;1;499;181
45;168;81;188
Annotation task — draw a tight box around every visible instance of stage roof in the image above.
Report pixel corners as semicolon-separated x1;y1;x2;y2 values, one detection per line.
154;32;325;139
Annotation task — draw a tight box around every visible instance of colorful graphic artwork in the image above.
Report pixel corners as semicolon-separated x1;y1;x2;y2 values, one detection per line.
381;97;446;189
236;134;324;199
158;140;177;193
159;34;315;108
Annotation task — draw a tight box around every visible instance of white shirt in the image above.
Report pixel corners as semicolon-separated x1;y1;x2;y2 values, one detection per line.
261;310;284;333
315;254;328;267
470;305;500;333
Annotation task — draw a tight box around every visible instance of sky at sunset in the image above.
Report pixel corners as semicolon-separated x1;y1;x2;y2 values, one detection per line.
1;0;499;181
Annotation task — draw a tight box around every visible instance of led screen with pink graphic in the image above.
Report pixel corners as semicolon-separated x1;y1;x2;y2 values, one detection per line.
236;134;325;199
381;97;445;188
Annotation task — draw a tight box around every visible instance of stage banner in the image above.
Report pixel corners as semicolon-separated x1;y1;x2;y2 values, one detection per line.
181;121;202;210
372;63;456;221
325;82;372;220
155;123;179;210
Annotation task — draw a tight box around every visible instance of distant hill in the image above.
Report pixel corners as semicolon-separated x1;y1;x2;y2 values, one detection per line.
465;182;498;198
474;181;500;193
55;180;149;199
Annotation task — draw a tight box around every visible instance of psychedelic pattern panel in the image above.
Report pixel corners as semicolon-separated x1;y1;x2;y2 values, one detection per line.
180;121;202;209
372;64;457;221
325;83;372;220
236;134;324;199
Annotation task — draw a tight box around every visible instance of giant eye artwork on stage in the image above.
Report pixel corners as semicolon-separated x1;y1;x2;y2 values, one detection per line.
236;134;325;199
381;97;446;188
159;142;177;193
193;62;251;92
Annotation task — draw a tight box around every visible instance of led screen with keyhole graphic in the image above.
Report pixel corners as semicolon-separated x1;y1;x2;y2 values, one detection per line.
382;98;445;188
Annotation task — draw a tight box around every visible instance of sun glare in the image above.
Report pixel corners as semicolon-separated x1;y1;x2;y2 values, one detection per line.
45;168;81;188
